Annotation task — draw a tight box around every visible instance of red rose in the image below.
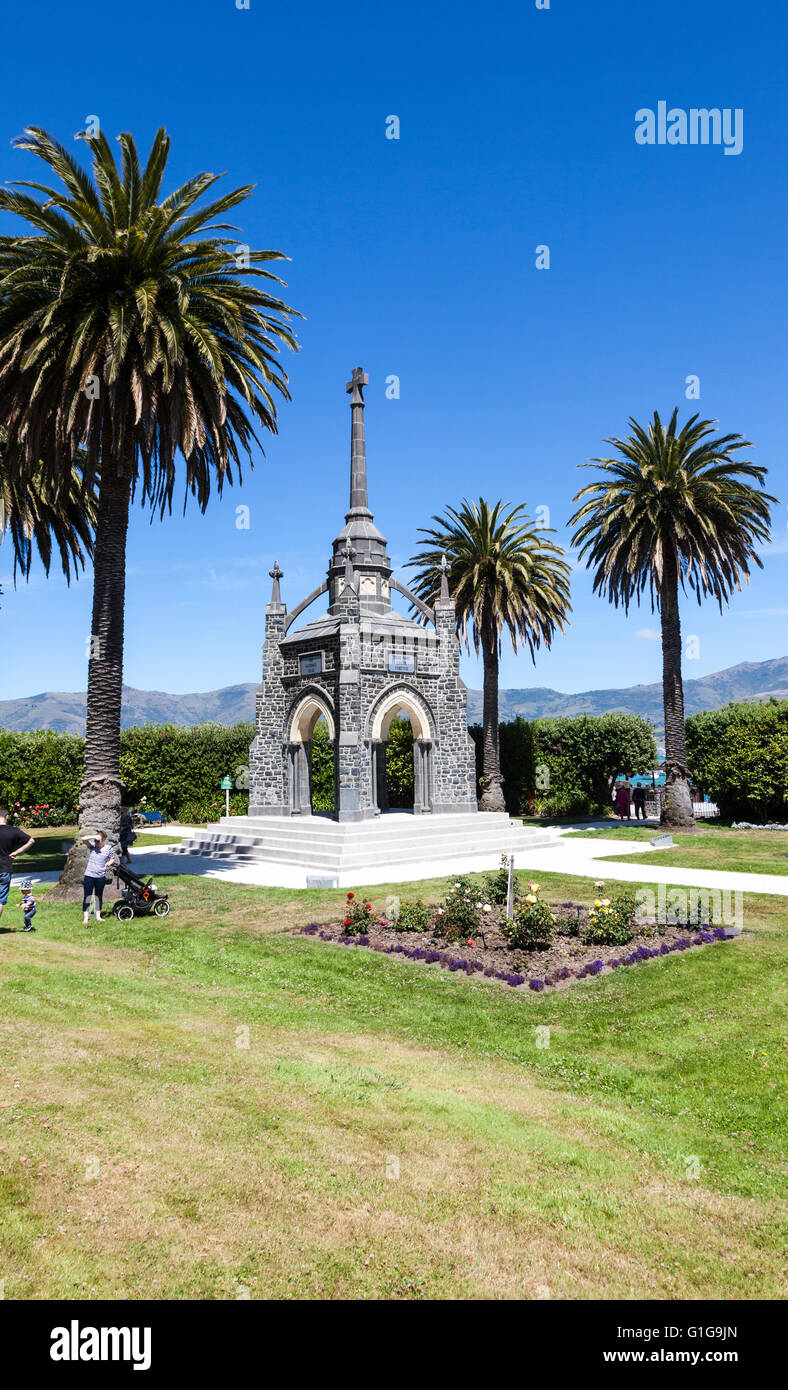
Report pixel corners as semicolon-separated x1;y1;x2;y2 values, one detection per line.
343;919;351;926
365;904;371;910
347;893;355;900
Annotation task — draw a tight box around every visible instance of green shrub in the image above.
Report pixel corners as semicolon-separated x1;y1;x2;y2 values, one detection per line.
687;700;788;822
434;875;485;943
310;719;335;812
504;889;555;951
175;791;248;824
484;855;514;905
393;899;433;932
385;717;415;808
0;722;257;822
0;730;83;818
583;889;637;946
529;712;657;811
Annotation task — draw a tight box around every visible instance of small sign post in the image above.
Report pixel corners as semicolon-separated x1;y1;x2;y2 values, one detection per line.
221;775;233;818
506;856;515;920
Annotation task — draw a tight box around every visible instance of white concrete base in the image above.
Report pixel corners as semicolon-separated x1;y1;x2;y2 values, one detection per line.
169;811;560;888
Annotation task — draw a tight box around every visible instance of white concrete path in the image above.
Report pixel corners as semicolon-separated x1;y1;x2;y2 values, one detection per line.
120;832;788;898
16;824;788;899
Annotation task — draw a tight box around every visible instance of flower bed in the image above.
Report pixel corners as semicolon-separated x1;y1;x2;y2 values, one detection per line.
293;913;732;994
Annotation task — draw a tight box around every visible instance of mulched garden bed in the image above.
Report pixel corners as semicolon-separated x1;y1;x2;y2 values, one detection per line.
293;911;733;994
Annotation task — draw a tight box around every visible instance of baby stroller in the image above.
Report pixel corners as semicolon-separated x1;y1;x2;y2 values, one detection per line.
111;861;170;922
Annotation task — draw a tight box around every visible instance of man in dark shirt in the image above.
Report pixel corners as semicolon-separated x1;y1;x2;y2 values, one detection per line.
0;807;35;923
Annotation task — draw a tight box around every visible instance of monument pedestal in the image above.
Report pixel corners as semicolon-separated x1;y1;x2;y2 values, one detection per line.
172;812;559;888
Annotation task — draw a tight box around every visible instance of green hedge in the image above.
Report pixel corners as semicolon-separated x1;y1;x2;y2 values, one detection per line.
469;717;536;815
0;709;661;824
470;712;656;816
0;722;255;821
0;730;85;817
686;699;788;821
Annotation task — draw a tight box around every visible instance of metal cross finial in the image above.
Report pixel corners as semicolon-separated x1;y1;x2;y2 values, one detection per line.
269;560;283;604
345;366;369;405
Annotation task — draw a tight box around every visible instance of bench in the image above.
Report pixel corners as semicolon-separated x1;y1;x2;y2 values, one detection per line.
139;811;168;827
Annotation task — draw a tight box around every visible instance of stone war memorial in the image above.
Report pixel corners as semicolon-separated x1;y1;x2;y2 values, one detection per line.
177;370;555;883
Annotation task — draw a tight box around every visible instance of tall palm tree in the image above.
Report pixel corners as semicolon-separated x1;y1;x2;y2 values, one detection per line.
0;431;96;588
408;498;571;811
569;410;776;829
0;127;298;894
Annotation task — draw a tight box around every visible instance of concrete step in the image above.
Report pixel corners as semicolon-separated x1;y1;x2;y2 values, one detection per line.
173;826;548;856
172;822;559;871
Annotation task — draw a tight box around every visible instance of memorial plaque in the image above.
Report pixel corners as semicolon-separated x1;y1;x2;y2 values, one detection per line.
299;652;323;676
388;651;415;674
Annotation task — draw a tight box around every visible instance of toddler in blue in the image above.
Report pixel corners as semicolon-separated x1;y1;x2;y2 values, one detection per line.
19;880;36;932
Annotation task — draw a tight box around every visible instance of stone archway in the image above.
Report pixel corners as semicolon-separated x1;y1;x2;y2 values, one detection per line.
286;691;335;814
368;687;435;815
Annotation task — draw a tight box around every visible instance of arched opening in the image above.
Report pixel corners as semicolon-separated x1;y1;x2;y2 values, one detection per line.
309;715;335;814
369;688;434;815
287;692;335;816
384;714;415;809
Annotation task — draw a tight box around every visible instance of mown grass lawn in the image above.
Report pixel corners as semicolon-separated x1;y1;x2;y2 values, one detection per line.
567;824;788;876
0;867;785;1301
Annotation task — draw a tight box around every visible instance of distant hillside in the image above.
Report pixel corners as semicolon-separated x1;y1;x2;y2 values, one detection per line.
468;655;788;728
0;684;258;734
1;656;787;736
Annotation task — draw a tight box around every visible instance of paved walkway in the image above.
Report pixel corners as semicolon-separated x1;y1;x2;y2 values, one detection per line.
116;835;788;898
511;834;788;898
15;826;788;899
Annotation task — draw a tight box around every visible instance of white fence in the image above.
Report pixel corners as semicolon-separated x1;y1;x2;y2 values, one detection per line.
642;797;720;820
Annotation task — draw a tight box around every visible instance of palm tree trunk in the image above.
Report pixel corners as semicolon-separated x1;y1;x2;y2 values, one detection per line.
479;617;506;812
659;549;696;831
51;463;131;898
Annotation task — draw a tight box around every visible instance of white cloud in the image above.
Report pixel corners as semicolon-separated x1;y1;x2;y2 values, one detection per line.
635;627;660;641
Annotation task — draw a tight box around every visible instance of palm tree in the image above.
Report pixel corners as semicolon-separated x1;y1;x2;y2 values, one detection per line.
0;127;298;894
0;432;96;590
408;498;571;811
569;410;776;829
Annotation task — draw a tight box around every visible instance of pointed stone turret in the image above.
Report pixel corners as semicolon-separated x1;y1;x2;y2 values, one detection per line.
329;367;392;615
346;367;371;518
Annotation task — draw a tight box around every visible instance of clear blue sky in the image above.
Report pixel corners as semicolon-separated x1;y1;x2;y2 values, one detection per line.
1;0;786;700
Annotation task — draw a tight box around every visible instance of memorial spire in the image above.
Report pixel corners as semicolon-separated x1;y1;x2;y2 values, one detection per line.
345;366;371;518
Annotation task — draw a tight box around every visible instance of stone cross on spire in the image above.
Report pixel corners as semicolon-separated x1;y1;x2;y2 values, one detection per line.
345;367;371;517
439;553;451;605
268;560;283;605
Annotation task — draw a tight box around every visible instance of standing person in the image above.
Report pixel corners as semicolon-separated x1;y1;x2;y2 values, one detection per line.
79;831;117;926
632;784;647;820
614;777;633;822
119;808;135;865
19;880;36;932
0;808;35;923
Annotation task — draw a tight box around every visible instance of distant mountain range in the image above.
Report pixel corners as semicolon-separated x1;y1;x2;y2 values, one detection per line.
1;656;787;736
